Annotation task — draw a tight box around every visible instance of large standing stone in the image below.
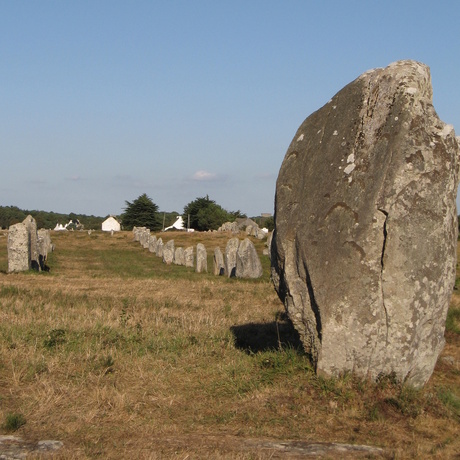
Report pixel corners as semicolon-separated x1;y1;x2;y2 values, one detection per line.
196;243;207;273
271;60;460;388
235;238;263;278
213;247;225;276
7;223;30;272
163;240;175;265
225;237;240;277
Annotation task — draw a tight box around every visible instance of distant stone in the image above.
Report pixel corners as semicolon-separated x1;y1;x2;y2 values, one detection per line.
156;238;164;258
174;247;185;265
133;227;145;242
196;243;207;273
271;60;460;388
38;229;53;270
162;240;175;265
235;238;263;278
148;235;157;253
225;237;240;277
184;246;194;268
141;229;151;249
213;247;225;275
219;222;239;233
263;231;273;257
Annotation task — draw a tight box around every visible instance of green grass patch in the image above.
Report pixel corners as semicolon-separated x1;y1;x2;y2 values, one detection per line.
3;413;26;432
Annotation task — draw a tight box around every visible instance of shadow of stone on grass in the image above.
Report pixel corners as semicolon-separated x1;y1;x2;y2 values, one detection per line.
230;312;304;353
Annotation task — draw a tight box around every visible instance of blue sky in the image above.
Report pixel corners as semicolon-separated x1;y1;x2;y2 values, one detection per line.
1;1;459;217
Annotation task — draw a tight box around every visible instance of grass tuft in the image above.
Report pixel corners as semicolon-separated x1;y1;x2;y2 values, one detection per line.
3;413;26;432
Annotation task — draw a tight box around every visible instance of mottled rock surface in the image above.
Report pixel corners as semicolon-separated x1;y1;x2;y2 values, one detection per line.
23;215;39;269
7;223;30;272
196;243;207;273
156;238;164;258
225;237;240;277
271;60;460;387
163;240;175;265
174;247;185;265
213;247;225;275
148;235;157;253
184;246;194;268
236;238;263;279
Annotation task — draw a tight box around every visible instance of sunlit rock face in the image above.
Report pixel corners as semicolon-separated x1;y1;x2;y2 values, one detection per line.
271;60;460;388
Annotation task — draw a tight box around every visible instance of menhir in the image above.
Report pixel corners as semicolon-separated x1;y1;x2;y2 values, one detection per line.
271;60;460;388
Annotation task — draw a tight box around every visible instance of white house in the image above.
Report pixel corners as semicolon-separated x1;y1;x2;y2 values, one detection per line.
164;216;185;231
102;216;121;232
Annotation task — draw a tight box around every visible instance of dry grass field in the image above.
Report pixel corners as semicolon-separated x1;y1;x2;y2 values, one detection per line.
0;229;459;459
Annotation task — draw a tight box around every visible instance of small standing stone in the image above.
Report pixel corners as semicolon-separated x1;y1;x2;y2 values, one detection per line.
163;240;175;265
184;246;194;268
235;238;263;278
22;215;39;269
156;238;164;258
196;243;207;273
174;247;185;265
149;235;157;253
225;237;240;277
213;247;225;276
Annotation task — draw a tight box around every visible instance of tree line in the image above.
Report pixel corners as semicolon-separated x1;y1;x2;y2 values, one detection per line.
0;206;106;230
0;194;274;232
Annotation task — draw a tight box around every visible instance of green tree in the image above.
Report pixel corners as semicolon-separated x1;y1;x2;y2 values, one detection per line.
183;195;235;231
121;193;160;231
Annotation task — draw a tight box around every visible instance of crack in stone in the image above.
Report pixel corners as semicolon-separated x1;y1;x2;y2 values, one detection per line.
378;208;390;343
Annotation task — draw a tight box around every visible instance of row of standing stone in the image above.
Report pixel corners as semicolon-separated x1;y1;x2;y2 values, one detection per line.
132;227;264;278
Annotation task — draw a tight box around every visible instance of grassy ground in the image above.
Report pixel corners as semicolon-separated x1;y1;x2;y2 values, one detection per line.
0;230;459;459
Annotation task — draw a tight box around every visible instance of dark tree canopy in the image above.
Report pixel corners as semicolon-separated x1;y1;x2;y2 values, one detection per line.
0;205;105;230
122;193;161;231
183;195;241;231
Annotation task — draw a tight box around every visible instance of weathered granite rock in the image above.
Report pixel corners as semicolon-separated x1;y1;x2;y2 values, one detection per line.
271;60;460;388
196;243;207;273
7;223;30;272
23;215;39;269
245;225;254;236
133;226;146;242
213;247;225;275
225;237;240;278
156;238;164;258
163;240;175;265
0;435;63;458
141;229;151;249
236;238;263;278
219;221;239;233
174;247;185;265
38;229;53;270
148;235;157;253
184;246;194;268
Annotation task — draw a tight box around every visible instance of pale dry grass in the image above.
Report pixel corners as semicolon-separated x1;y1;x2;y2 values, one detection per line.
0;230;459;458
